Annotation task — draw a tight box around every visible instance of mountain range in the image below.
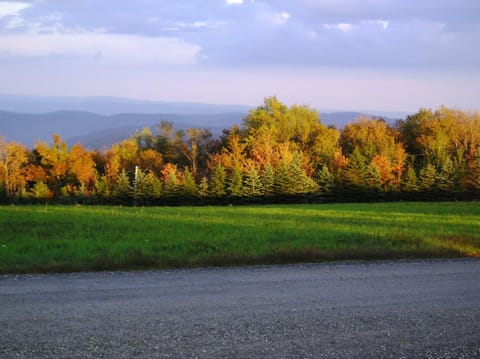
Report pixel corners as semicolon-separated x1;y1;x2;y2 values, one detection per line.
0;95;404;149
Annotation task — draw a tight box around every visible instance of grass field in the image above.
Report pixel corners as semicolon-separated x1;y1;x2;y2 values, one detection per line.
0;202;479;274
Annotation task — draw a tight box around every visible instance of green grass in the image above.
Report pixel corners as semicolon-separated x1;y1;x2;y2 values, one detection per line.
0;202;479;274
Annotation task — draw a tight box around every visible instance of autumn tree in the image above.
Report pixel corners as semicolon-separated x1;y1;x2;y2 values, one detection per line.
35;134;70;196
68;143;96;191
183;128;213;178
138;149;163;177
340;117;400;162
0;138;28;198
153;121;188;166
464;148;480;191
398;107;480;186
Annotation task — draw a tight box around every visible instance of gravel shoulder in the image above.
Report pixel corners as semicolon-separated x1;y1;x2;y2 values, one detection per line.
1;259;480;358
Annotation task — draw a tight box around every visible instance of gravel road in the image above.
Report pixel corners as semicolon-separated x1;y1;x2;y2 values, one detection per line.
1;259;480;358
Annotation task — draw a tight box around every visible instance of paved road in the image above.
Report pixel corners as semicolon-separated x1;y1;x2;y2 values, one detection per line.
1;259;480;358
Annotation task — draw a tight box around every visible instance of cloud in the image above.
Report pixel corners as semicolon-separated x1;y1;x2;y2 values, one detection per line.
0;1;30;18
1;0;479;72
0;31;202;66
361;20;389;29
226;0;244;5
324;22;354;32
293;0;480;27
273;12;290;26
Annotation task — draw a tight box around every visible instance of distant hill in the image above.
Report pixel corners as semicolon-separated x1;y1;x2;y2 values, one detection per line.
0;95;251;115
0;111;246;148
0;95;403;149
0;110;399;149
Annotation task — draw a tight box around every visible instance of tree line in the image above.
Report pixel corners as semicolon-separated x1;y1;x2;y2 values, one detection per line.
1;97;480;205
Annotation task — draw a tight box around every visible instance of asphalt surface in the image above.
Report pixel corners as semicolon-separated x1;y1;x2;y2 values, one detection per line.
1;259;480;358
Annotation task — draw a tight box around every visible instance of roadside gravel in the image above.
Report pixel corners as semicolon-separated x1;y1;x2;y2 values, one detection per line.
1;259;479;358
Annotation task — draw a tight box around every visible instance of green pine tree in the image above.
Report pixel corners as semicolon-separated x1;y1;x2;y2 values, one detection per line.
260;164;275;196
94;175;110;198
29;181;50;200
209;165;226;197
435;158;456;191
132;167;149;202
181;169;198;198
316;165;334;193
343;148;367;191
365;163;382;191
163;171;179;198
274;161;292;195
419;163;437;191
113;170;133;203
464;149;480;191
145;172;162;199
198;176;209;197
287;152;318;194
227;164;244;197
244;166;263;196
401;166;418;192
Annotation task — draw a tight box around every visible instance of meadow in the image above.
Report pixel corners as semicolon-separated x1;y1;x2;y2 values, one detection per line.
0;202;479;274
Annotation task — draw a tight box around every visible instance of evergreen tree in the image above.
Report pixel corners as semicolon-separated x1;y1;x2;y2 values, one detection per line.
365;163;382;191
274;161;291;195
244;166;262;196
181;169;198;198
94;175;110;198
227;164;244;197
163;171;179;198
198;176;209;197
145;172;162;199
113;170;133;203
401;166;418;192
260;164;275;196
316;165;334;193
343;149;367;191
435;158;456;191
132;167;149;203
29;181;50;200
419;163;437;191
288;152;318;194
465;149;480;191
209;164;226;197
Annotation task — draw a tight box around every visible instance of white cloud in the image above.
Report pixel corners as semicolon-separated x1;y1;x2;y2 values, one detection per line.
0;31;202;66
273;12;290;26
324;23;354;32
0;1;30;18
148;18;227;31
4;15;25;29
362;20;389;29
175;20;227;29
226;0;244;5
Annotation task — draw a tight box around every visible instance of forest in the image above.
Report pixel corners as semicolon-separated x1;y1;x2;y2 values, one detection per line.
1;97;480;205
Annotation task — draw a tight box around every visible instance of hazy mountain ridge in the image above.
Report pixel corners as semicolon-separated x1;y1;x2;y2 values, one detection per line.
0;95;251;115
0;110;245;148
0;95;402;149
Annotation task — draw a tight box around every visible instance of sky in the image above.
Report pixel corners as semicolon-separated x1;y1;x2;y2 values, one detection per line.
0;0;479;113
